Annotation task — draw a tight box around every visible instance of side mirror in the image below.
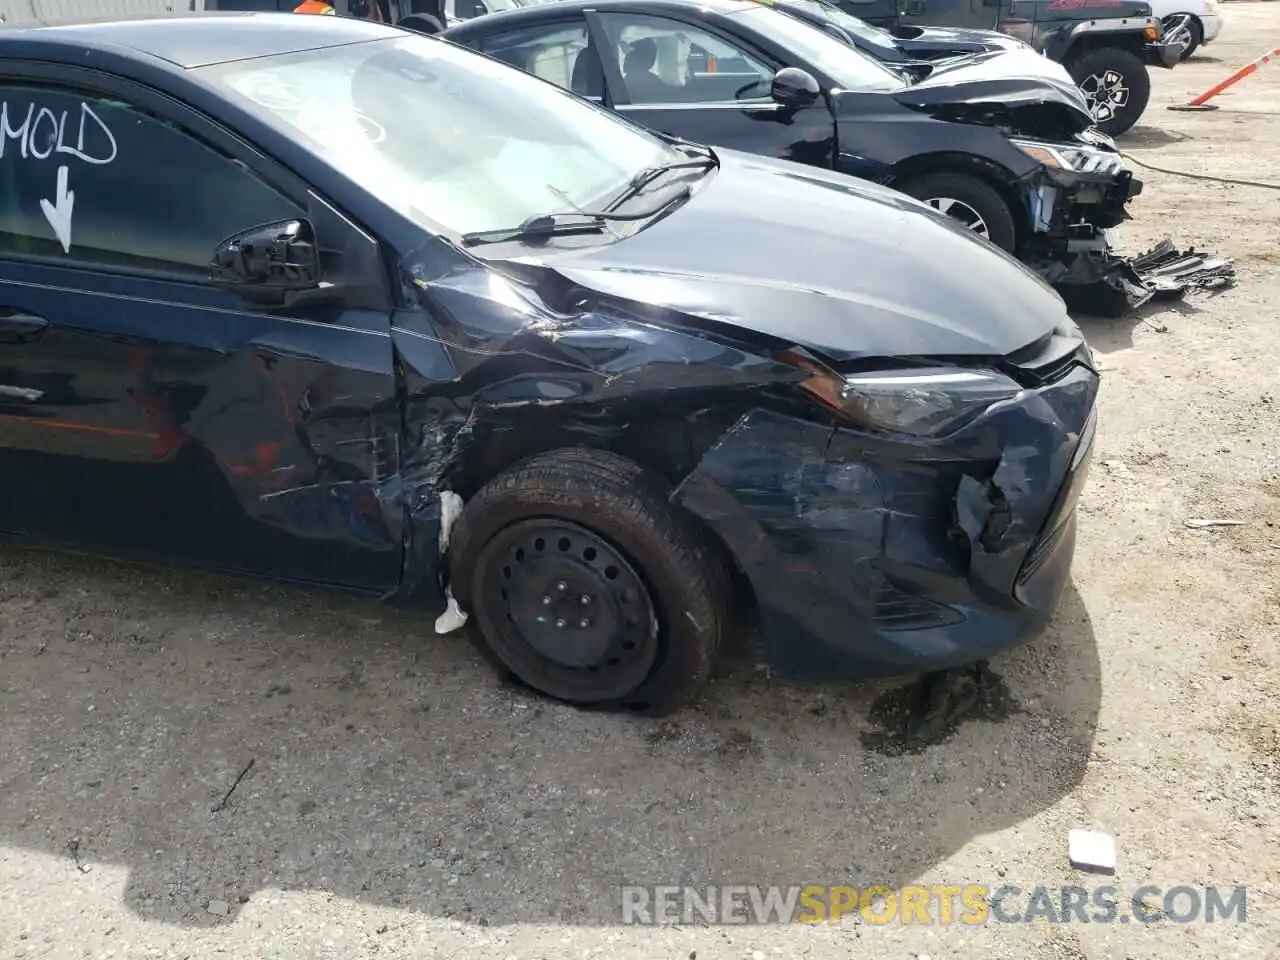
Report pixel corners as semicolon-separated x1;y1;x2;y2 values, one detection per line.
211;219;320;294
771;67;822;109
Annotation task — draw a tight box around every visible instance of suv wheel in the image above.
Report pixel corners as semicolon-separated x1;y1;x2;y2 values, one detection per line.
1067;47;1151;137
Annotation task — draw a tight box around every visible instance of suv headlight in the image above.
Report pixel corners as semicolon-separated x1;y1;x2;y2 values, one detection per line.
1011;138;1124;176
792;363;1024;437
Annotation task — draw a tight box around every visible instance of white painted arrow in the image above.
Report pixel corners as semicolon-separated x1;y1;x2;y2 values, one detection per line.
39;165;75;255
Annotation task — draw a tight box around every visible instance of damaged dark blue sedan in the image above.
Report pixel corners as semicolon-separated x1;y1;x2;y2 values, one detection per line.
0;13;1097;713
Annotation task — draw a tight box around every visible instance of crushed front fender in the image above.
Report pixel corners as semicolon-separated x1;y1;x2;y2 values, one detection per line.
387;236;811;606
671;362;1099;681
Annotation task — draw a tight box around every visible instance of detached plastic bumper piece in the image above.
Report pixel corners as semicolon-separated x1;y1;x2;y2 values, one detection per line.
1045;237;1236;317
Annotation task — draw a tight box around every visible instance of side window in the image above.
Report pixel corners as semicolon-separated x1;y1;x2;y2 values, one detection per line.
475;22;605;101
596;13;775;106
0;86;302;277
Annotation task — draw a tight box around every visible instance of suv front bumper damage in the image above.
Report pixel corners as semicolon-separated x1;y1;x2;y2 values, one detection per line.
1021;162;1236;316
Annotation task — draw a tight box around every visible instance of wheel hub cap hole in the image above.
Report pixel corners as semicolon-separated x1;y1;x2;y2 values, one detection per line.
490;522;657;673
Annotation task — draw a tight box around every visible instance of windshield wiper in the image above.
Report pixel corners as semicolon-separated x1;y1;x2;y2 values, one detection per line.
604;153;718;212
460;214;609;247
460;185;694;248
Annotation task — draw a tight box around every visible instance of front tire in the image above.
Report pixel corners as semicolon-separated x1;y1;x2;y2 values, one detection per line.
448;448;731;715
1066;47;1151;137
1162;14;1203;60
896;172;1018;253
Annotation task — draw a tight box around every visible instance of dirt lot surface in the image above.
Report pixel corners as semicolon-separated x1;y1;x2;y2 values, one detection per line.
2;8;1279;959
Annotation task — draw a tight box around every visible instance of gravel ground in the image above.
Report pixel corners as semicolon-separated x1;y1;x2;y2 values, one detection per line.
2;8;1279;959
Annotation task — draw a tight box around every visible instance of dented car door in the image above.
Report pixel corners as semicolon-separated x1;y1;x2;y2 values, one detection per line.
0;72;405;591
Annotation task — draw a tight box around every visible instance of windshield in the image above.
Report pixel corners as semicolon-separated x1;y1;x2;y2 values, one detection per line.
731;6;906;90
198;35;685;237
784;0;902;53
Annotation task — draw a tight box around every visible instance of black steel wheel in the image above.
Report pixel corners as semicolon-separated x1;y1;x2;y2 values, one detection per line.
448;448;731;714
1067;47;1151;137
473;519;660;701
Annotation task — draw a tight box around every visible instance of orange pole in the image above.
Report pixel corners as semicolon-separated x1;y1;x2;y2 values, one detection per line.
1184;46;1280;106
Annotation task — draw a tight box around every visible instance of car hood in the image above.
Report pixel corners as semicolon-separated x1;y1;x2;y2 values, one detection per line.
491;151;1069;364
907;25;1029;50
894;47;1094;131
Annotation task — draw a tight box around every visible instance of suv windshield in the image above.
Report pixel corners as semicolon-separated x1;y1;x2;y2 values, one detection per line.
198;35;686;237
731;5;906;90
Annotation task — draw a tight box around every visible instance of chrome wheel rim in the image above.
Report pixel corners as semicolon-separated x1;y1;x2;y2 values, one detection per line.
1162;13;1194;55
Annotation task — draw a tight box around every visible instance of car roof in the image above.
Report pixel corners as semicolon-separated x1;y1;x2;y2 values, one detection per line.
445;0;763;31
510;0;761;10
0;12;401;69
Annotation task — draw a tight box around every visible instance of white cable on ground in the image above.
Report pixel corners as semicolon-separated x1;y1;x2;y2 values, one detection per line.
1120;151;1280;190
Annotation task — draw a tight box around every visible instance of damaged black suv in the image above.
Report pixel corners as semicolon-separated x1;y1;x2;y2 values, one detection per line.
0;15;1098;714
443;0;1144;313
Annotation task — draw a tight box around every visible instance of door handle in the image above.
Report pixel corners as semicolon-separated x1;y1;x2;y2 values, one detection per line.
0;309;50;343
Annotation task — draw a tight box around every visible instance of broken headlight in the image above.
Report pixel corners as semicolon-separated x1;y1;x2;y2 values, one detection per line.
796;365;1024;437
1011;138;1124;176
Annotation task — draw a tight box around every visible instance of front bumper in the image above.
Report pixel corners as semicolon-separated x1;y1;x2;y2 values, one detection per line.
1017;136;1236;314
1201;13;1223;44
1146;38;1182;68
1019;143;1147;312
1020;131;1141;236
1033;164;1142;231
672;353;1099;680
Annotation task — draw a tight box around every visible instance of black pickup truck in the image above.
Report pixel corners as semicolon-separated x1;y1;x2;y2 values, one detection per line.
834;0;1180;135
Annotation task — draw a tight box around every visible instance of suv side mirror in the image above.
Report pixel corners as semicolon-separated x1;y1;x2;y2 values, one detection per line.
211;219;320;295
771;67;822;109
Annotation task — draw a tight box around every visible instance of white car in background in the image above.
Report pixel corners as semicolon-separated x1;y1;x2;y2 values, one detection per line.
1150;0;1224;60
